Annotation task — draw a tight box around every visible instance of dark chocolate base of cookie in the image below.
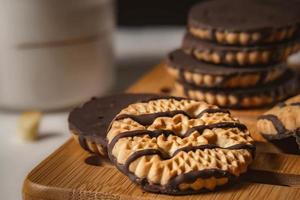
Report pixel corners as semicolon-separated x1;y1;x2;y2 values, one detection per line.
166;49;285;88
167;49;285;75
76;134;95;154
179;69;299;109
182;33;300;66
68;93;166;154
184;69;298;92
109;152;240;195
262;129;300;155
183;32;300;52
108;138;255;194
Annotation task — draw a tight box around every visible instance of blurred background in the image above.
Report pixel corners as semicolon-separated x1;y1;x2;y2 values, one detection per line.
0;0;300;199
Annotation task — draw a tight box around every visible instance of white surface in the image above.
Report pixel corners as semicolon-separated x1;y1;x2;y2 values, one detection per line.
0;112;69;200
0;27;184;200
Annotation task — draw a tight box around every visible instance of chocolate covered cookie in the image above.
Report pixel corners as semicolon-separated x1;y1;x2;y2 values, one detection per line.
183;33;300;66
188;0;300;45
257;95;300;153
174;70;299;109
107;97;255;194
166;49;285;88
68;93;162;156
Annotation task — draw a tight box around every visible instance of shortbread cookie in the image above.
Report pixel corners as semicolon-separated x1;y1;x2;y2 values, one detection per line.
183;33;300;66
68;94;162;156
175;70;299;109
257;95;300;153
188;0;300;45
107;98;255;194
166;49;285;88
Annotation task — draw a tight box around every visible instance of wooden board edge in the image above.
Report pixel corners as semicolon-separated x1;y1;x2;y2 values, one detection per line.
22;139;74;200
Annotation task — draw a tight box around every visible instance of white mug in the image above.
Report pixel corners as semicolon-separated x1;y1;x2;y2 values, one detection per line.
0;0;115;110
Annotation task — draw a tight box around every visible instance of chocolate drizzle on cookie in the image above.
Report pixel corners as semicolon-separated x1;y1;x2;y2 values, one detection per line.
116;110;193;126
107;98;255;194
258;99;300;137
197;108;230;118
258;115;287;135
185;122;247;137
172;143;255;157
116;107;230;127
258;96;300;153
277;102;300;108
108;121;248;156
68;94;185;154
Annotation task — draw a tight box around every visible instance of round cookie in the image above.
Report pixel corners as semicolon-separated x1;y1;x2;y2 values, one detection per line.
166;49;286;88
107;97;255;194
68;93;163;156
183;33;300;66
257;95;300;153
174;70;299;109
188;0;300;45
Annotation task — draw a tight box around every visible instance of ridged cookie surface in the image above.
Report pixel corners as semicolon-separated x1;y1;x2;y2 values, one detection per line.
257;95;300;149
107;97;255;194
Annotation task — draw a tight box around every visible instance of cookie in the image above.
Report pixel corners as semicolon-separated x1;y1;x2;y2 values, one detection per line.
182;33;300;66
107;97;255;194
188;0;300;45
68;93;163;156
174;70;299;109
166;49;286;88
257;95;300;153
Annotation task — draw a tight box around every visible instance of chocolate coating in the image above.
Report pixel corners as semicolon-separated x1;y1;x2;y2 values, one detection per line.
261;128;300;154
167;49;285;75
178;69;299;109
189;0;300;31
258;114;288;138
68;93;165;149
258;100;300;153
181;69;298;96
107;103;255;194
183;32;300;52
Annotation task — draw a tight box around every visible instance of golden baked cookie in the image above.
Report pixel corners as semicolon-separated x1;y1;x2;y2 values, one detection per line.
166;49;285;88
257;95;300;152
107;97;255;194
183;33;300;66
174;69;298;109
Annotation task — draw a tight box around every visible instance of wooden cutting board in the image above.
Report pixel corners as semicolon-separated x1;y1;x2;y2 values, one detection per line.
23;65;300;200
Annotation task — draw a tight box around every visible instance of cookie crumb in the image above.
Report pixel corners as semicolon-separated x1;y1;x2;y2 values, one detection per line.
18;111;42;141
160;87;171;94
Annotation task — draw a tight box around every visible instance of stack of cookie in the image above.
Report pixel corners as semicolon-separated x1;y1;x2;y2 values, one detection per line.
166;0;300;109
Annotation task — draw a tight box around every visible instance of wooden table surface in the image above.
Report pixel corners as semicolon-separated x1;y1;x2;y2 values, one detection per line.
23;65;300;200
